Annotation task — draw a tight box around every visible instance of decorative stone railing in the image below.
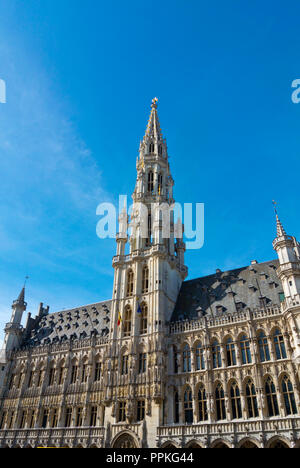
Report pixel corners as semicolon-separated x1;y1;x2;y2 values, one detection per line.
157;416;300;441
11;335;109;359
169;306;282;334
0;427;105;447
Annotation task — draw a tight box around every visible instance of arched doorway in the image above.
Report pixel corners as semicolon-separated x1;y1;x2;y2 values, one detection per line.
240;441;258;448
212;442;230;448
268;439;289;449
186;442;202;448
112;433;137;448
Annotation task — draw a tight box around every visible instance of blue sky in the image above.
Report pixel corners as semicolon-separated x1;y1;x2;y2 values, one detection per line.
0;0;300;340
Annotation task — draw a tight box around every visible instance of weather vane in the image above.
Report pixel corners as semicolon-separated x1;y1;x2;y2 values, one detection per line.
24;276;29;287
272;200;278;215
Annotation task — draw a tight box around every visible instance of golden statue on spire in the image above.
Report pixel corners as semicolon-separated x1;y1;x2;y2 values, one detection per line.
151;97;158;107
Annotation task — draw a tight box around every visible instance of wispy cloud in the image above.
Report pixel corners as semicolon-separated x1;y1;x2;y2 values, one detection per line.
0;29;115;339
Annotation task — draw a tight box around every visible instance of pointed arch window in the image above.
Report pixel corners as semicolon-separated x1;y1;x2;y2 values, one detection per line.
226;337;236;366
158;145;163;156
230;381;242;419
123;306;132;337
215;383;226;420
126;270;134;297
149;143;154;154
195;343;205;370
182;344;191;372
146;212;152;246
174;390;179;423
240;335;252;364
121;353;129;375
142;266;149;294
184;387;193;423
140;303;147;335
157;173;163;195
28;370;34;388
71;363;78;384
147;171;154;192
273;329;287;360
197;384;208;421
281;375;297;415
265;376;279;416
173;346;179;374
258;331;270;362
212;340;222;368
58;362;65;385
48;366;55;386
245;379;259;418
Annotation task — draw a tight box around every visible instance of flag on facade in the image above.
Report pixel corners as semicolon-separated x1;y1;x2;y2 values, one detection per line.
117;311;122;326
137;302;142;314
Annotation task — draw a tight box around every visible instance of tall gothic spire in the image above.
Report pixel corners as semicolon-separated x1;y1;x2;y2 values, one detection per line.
143;97;163;142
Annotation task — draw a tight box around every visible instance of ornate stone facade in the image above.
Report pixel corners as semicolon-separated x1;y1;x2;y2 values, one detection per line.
0;100;299;448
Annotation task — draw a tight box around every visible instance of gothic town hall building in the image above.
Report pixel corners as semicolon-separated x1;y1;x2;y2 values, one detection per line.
0;100;299;449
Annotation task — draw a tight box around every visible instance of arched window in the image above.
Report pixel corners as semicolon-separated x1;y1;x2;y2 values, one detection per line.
57;361;65;385
121;353;129;375
48;364;55;386
195;343;205;370
281;375;297;415
126;270;134;297
245;379;259;418
226;337;236;366
174;390;179;423
212;340;222;368
173;346;178;374
123;306;132;337
149;143;154;154
158;145;163;156
70;361;78;384
157;173;163;195
142;266;149;294
215;383;226;420
182;344;191;372
240;335;252;364
140;303;147;335
258;331;270;362
137;400;145;421
184;387;193;423
230;381;242;419
197;384;208;421
273;329;287;360
148;171;154;192
265;376;279;416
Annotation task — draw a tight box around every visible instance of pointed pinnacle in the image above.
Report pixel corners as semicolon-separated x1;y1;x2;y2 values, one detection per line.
276;214;287;237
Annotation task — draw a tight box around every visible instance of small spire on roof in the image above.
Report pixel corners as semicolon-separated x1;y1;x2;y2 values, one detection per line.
272;200;287;237
17;287;25;303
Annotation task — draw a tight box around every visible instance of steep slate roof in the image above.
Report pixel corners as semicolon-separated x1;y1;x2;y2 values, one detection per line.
22;260;283;346
171;259;283;322
23;300;111;347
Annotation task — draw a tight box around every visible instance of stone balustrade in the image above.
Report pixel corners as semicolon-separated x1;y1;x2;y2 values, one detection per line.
0;426;105;448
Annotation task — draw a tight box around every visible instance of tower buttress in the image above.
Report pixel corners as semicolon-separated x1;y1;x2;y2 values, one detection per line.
273;213;300;362
2;287;26;356
273;214;300;299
